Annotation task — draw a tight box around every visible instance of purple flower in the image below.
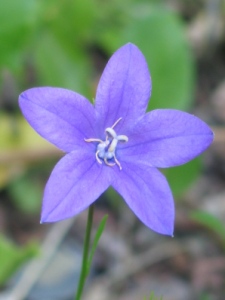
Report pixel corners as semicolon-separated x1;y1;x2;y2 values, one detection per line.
19;43;213;235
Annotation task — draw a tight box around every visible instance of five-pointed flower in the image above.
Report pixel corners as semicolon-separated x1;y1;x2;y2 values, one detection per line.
19;43;213;235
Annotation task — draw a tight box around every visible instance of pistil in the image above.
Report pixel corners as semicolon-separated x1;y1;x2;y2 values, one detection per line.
84;118;128;170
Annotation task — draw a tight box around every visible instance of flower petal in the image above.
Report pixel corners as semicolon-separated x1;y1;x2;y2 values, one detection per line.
122;109;214;168
41;151;111;222
95;43;151;133
19;87;96;152
110;161;174;235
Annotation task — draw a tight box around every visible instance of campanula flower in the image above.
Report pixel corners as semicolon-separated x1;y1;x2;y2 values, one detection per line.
19;43;213;235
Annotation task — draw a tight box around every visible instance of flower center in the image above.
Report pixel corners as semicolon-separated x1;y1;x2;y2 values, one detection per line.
84;118;128;170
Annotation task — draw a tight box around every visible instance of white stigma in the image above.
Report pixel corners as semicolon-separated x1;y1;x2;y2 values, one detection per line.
84;118;128;170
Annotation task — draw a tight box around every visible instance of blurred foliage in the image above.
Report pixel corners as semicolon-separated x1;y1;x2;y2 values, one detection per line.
164;157;201;198
8;174;42;214
144;292;163;300
0;0;195;101
0;235;38;286
199;293;213;300
190;210;225;250
0;113;57;189
0;0;38;71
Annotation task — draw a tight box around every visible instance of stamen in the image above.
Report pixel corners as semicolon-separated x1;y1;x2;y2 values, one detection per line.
113;155;122;170
117;135;128;143
105;127;117;139
95;150;102;164
104;157;116;167
111;117;122;129
108;138;118;152
84;138;104;143
84;117;128;170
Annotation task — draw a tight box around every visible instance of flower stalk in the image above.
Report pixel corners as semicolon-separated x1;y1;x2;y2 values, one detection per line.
75;204;94;300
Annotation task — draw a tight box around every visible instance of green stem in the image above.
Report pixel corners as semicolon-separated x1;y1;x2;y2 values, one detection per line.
75;204;94;300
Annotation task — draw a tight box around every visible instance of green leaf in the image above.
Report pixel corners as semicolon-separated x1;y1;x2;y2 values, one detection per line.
8;174;42;214
99;5;195;111
163;157;201;197
0;0;38;70
34;32;91;97
199;293;213;300
144;291;163;300
86;215;108;277
0;235;38;286
190;210;225;246
41;0;97;45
